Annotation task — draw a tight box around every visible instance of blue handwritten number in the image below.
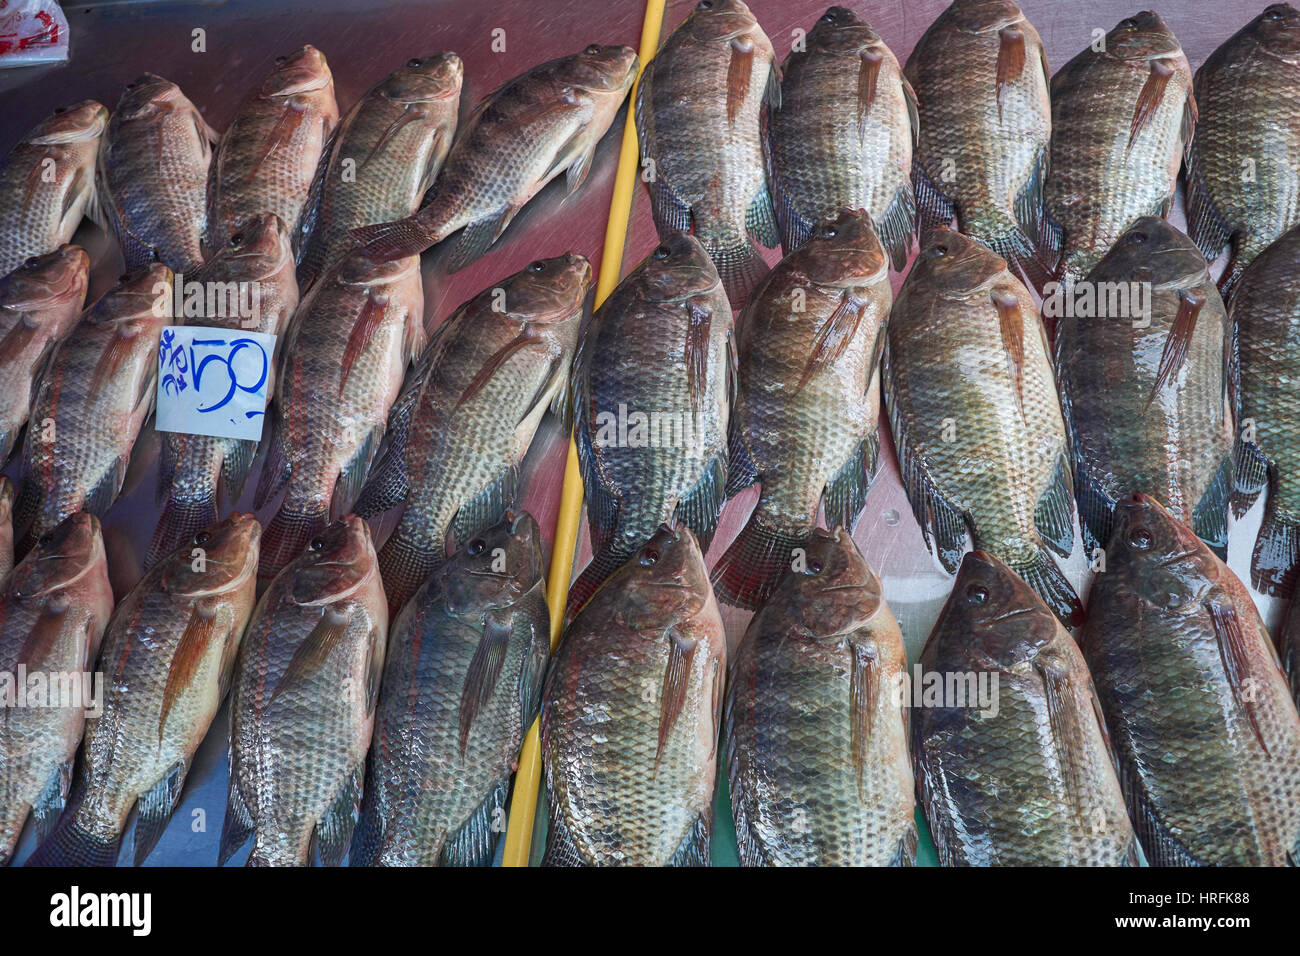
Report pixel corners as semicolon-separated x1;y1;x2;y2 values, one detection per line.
190;337;269;414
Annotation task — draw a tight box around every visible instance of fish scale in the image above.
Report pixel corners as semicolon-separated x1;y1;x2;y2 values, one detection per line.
1045;12;1194;283
0;101;107;278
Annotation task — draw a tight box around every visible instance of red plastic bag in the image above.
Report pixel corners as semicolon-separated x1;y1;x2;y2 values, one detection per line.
0;0;69;68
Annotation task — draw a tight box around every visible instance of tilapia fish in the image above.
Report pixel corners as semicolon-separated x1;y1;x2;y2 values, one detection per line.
359;254;588;613
883;228;1081;623
1045;12;1195;283
1186;3;1300;297
726;527;915;866
15;264;172;552
568;233;731;619
149;213;299;568
1233;226;1300;595
0;477;11;581
542;522;725;866
297;53;462;291
714;208;890;610
352;511;548;866
1277;581;1300;710
914;550;1136;866
1055;218;1232;555
1081;493;1300;866
0;244;90;460
352;45;636;268
222;516;386;867
906;0;1052;286
0;101;107;277
28;513;261;867
636;0;779;306
765;6;915;267
97;74;215;274
255;251;423;583
0;513;113;866
208;46;339;252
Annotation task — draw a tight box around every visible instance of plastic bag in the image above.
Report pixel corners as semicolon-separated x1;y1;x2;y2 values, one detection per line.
0;0;69;68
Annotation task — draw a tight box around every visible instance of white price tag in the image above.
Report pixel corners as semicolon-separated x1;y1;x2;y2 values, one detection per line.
155;326;276;441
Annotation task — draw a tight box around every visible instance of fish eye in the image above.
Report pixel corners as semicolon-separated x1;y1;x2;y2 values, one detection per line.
1266;6;1286;19
309;537;325;551
820;12;836;24
275;55;287;64
640;548;659;566
407;57;423;67
1129;230;1147;244
966;584;989;605
53;106;67;114
118;273;131;283
528;260;546;273
38;531;55;546
229;232;244;247
697;1;713;9
808;559;824;574
194;530;210;545
467;539;485;555
928;242;949;258
585;45;601;55
652;244;670;260
1128;527;1153;550
1120;17;1138;29
23;256;39;268
820;225;837;238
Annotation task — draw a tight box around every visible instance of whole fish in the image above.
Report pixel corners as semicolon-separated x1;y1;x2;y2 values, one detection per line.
568;233;730;619
0;244;90;460
0;513;113;866
0;477;11;581
222;516;386;867
208;46;339;252
883;228;1080;623
255;251;423;583
714;208;890;610
914;550;1137;866
765;6;916;267
352;45;636;268
149;213;299;568
27;513;261;867
541;522;725;866
1045;12;1195;283
97;74;215;274
1185;3;1300;298
1080;493;1300;866
906;0;1053;286
0;101;107;277
359;254;588;613
1054;217;1232;555
352;511;548;866
14;265;172;552
725;527;915;866
636;0;779;306
1276;583;1300;710
297;53;462;291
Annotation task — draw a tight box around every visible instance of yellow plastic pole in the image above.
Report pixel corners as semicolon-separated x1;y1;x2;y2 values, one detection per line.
500;0;667;868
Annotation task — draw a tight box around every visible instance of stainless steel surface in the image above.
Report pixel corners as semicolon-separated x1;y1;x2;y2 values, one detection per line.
1;0;1275;866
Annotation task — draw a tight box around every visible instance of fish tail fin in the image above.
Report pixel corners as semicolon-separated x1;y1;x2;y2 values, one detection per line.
26;815;121;867
377;528;444;616
698;224;768;310
259;504;329;584
146;492;219;570
1009;548;1083;627
565;540;636;625
710;511;805;611
1250;504;1300;598
349;215;437;263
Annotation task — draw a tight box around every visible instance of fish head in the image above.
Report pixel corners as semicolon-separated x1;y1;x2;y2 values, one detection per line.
115;74;186;121
443;511;545;614
1104;11;1182;60
1108;492;1218;610
215;214;296;284
160;513;261;598
910;228;1006;296
806;7;883;52
26;100;108;146
288;516;379;606
798;209;889;287
945;0;1027;33
944;550;1060;672
1249;4;1300;59
332;250;420;292
613;522;711;628
262;45;333;97
8;512;105;600
1094;217;1208;288
1;244;90;313
557;44;639;96
684;0;761;42
96;262;174;326
500;254;592;323
636;233;722;303
381;53;464;104
774;526;886;630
